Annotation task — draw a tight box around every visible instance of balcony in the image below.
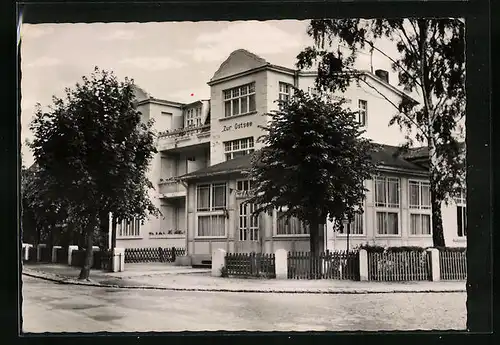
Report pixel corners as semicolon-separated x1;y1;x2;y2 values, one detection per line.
157;124;211;152
158;178;187;199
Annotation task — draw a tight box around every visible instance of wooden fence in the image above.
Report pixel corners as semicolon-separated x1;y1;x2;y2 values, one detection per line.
56;247;68;264
70;250;102;269
99;250;113;272
225;252;276;278
39;246;51;262
287;251;359;280
124;247;186;263
367;251;431;281
439;249;467;280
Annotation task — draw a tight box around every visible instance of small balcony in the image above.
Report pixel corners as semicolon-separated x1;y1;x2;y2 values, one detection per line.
157;124;211;152
158;178;187;199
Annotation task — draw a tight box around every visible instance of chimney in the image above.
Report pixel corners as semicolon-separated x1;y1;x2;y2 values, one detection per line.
375;69;389;84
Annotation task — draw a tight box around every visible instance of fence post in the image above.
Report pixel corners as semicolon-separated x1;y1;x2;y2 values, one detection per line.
22;244;33;261
359;249;368;281
112;248;125;272
36;244;47;262
68;245;78;266
211;248;226;277
51;246;62;263
427;248;440;281
275;249;288;279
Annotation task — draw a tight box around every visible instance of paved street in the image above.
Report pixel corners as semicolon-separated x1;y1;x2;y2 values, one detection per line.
22;276;466;332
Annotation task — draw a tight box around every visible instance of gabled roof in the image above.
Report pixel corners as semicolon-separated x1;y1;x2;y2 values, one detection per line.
210;49;269;82
209;49;417;103
180;144;428;181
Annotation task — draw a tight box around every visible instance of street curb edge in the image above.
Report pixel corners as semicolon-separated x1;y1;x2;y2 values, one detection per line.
22;271;466;295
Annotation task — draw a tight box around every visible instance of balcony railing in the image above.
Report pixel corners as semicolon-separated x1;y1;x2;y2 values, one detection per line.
158;178;187;198
157;124;210;151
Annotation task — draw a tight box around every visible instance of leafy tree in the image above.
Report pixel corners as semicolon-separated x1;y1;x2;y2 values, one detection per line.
28;67;158;280
296;18;465;247
21;164;68;246
247;90;376;275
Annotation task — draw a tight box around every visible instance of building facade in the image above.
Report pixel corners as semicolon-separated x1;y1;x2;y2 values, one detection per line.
116;49;467;260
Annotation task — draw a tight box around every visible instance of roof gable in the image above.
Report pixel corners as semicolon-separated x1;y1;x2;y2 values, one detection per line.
210;49;269;83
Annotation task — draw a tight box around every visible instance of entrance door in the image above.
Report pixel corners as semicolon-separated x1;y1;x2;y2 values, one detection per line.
235;200;261;253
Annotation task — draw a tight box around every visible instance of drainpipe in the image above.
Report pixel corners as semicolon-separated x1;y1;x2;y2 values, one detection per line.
294;70;299;88
180;179;189;256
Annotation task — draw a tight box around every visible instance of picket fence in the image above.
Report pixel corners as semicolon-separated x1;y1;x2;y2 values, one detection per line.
56;247;68;264
287;251;359;280
224;253;276;278
368;251;431;281
124;247;186;263
439;249;467;280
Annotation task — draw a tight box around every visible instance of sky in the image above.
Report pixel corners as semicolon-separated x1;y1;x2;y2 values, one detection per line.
20;20;400;167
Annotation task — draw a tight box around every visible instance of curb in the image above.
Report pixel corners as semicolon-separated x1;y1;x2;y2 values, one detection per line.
22;271;466;295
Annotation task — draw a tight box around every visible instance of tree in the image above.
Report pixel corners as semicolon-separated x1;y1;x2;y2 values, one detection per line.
28;67;158;280
21;164;68;246
247;90;376;276
296;18;466;247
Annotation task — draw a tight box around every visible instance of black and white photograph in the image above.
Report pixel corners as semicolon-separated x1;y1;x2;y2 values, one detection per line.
19;13;473;333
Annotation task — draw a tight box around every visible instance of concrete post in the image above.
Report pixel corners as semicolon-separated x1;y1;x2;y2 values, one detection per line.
427;248;441;281
211;248;226;277
359;249;368;281
112;248;125;272
22;243;32;261
275;249;288;279
68;245;78;266
36;244;47;262
51;246;62;263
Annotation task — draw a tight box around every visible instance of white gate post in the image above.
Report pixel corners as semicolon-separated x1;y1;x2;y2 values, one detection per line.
51;246;62;263
36;244;47;262
427;248;441;281
112;248;125;272
211;249;226;277
275;249;288;279
68;245;78;266
359;249;368;281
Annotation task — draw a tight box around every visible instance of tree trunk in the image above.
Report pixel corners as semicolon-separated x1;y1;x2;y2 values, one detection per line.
78;221;95;280
309;218;325;279
111;217;117;250
431;184;445;247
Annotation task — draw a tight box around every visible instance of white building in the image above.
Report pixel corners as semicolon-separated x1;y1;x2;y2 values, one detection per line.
116;49;466;264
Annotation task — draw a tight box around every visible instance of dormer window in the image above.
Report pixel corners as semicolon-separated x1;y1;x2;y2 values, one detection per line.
185;107;202;128
223;83;256;117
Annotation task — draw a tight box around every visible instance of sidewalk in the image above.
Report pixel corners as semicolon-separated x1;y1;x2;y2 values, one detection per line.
22;263;466;294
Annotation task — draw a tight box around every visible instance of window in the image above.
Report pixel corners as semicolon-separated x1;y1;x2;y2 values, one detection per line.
455;188;467;237
276;211;310;235
278;82;292;102
196;183;227;211
239;202;259;241
224;137;255;160
117;218;141;237
196;183;227;237
308;86;319;97
237;179;253;192
358;100;367;126
374;177;400;235
223;83;256;117
409;180;431;235
198;215;226;237
338;212;364;235
185;107;202;128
